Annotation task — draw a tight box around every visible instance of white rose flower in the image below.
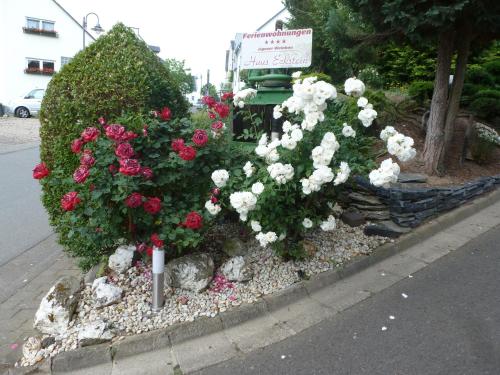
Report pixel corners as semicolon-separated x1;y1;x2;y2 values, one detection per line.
205;200;221;216
333;161;351;185
342;124;356;138
358;107;378;127
357;97;369;108
282;120;293;133
243;161;254;178
369;158;400;187
344;77;366;97
291;71;302;78
302;218;313;228
251;220;262;232
273;105;283;119
251;182;264;195
281;133;297;150
380;126;398;142
211;169;229;187
290;128;303;142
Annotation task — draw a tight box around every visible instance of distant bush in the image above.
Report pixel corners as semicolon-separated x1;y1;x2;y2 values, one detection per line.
483;60;500;82
358;66;384;89
465;65;495;86
470;97;500;122
408;81;434;106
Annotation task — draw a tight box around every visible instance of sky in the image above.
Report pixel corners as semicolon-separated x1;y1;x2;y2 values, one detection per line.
58;0;286;92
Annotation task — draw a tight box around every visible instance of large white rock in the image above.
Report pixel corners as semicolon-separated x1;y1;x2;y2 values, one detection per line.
220;256;253;282
33;276;82;336
78;319;114;347
108;245;135;274
92;277;122;307
165;254;214;292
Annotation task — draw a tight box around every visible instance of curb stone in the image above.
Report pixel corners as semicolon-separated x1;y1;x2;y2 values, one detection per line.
5;187;500;374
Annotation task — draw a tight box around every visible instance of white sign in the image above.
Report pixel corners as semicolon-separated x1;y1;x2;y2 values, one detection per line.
240;29;313;69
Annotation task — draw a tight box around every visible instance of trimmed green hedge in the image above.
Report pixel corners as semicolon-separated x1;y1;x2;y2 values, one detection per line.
39;23;188;261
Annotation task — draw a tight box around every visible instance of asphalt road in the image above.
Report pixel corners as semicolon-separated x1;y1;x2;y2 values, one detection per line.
195;225;500;375
0;146;51;265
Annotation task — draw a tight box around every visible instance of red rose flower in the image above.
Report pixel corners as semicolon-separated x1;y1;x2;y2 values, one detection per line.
98;117;106;126
81;127;100;142
109;164;117;175
61;191;81;211
71;138;84;153
122;131;138;142
171;138;185;153
210;196;218;203
222;92;234;101
214;102;230;118
179;146;196;161
183;211;203;230
115;142;135;159
141;167;153;180
80;152;95;167
146;246;153;257
212;188;220;195
125;192;143;208
211;121;224;131
151;233;164;248
202;96;216;108
105;124;126;141
89;184;95;192
119;158;141;176
33;162;50;179
142;125;148;137
192;129;208;147
160;107;171;121
143;197;161;214
208;111;216;119
73;166;90;183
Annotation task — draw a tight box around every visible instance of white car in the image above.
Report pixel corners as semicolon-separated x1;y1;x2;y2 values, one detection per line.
7;89;45;118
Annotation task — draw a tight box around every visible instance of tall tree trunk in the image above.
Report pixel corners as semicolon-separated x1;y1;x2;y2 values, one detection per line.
441;23;473;164
423;30;455;175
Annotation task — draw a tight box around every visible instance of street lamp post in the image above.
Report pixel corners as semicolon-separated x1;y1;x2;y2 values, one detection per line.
83;12;104;49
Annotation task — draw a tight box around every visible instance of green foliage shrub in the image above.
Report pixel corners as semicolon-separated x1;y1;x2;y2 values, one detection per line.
483;60;500;82
470;97;500;121
358;66;384;89
407;81;434;106
40;23;188;227
465;65;495;86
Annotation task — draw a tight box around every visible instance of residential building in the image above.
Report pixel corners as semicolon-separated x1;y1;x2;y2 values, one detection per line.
225;7;291;93
0;0;95;111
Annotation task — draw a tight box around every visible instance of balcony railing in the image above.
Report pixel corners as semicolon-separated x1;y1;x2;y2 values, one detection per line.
22;27;58;37
24;67;56;76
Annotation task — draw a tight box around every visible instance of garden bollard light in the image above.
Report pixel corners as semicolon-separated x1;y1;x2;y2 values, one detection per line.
152;247;165;312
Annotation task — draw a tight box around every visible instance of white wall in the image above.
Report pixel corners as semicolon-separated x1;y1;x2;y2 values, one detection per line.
0;0;93;105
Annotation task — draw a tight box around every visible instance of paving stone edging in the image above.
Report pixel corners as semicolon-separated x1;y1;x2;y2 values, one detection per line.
6;187;500;375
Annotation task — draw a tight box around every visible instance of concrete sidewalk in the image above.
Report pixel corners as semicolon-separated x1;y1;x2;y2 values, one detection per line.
0;235;80;366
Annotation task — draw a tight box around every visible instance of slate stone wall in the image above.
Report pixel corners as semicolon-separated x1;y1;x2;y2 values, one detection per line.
352;174;500;228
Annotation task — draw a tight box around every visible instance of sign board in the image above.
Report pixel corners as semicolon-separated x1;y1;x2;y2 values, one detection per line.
240;29;313;69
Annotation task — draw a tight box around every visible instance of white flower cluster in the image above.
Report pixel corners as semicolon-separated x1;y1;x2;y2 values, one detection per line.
369;158;400;187
379;126;416;162
320;215;336;231
229;191;257;221
301;165;334;195
243;161;254;178
344;77;366;97
233;88;257;108
255;134;280;164
281;121;303;150
267;163;294;185
311;132;340;168
342;123;356;138
333;161;351;186
211;169;229;188
386;133;416;162
256;231;278;247
251;182;264;195
250;220;262;232
275;77;337;132
205;200;221;216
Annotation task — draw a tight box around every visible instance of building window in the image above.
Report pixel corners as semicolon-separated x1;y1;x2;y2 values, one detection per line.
25;58;56;75
61;56;72;68
23;17;57;37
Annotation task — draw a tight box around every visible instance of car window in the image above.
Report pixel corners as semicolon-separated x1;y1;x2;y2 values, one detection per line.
33;90;45;99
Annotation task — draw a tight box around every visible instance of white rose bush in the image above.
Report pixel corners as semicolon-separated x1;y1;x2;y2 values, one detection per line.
206;75;416;258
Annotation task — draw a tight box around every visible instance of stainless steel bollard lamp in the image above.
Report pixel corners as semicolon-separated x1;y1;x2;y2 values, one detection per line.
152;246;165;312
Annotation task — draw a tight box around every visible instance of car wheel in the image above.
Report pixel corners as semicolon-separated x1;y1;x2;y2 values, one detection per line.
15;107;30;118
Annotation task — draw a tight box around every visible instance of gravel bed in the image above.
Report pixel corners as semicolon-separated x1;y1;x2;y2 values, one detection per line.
19;221;389;366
